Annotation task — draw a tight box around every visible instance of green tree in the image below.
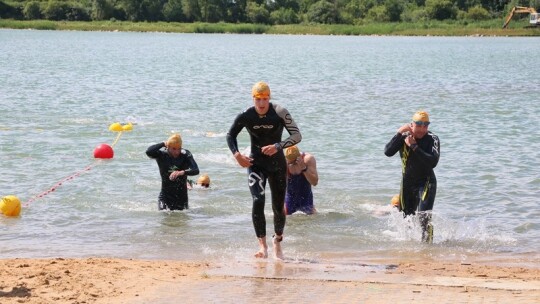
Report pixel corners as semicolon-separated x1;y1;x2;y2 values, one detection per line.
43;0;70;20
183;0;202;21
306;0;338;24
270;7;299;24
163;0;184;21
366;5;389;22
384;0;403;22
200;0;225;22
425;0;457;20
142;0;164;21
91;0;113;20
401;3;429;22
246;1;269;23
120;0;143;21
23;1;42;19
225;0;247;22
465;4;490;20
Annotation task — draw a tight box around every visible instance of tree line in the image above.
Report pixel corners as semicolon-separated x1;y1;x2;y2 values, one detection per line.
1;0;539;25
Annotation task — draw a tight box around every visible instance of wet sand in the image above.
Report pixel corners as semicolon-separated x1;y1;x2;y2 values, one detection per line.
1;257;539;303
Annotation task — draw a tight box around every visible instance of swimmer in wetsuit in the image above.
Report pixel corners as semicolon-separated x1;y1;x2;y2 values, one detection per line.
226;81;302;260
146;133;200;211
284;145;319;215
384;111;440;243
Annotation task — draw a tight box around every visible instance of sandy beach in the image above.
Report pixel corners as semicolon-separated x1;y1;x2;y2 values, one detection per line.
1;257;539;303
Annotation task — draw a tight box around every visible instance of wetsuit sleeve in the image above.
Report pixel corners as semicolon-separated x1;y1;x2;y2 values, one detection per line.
274;104;302;150
415;134;440;168
226;113;244;154
182;150;200;176
384;133;405;157
146;142;165;158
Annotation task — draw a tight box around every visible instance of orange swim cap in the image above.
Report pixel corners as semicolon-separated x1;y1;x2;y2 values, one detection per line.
197;174;210;185
390;194;400;208
412;111;430;122
252;81;270;98
284;145;300;162
166;133;182;149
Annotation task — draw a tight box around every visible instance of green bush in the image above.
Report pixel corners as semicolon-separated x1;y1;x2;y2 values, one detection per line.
23;1;41;20
43;1;70;20
0;0;24;19
306;0;338;24
465;5;490;21
366;5;389;22
66;6;90;21
385;0;404;22
425;0;456;20
401;6;429;22
270;7;299;24
246;2;270;24
163;0;184;22
91;0;114;21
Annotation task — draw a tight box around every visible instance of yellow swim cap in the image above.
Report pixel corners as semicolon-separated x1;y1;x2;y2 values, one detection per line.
412;111;430;122
166;133;182;149
284;145;300;162
1;195;21;217
252;81;270;98
197;174;210;186
390;194;400;208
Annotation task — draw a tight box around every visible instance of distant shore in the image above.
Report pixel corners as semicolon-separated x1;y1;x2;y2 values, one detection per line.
1;19;540;36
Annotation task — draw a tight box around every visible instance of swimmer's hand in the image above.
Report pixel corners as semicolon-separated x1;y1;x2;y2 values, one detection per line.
261;144;278;156
234;152;253;168
169;170;185;180
398;123;412;134
405;134;417;147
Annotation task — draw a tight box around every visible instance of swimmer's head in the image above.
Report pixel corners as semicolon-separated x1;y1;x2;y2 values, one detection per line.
197;174;210;188
412;111;430;123
284;145;301;163
390;194;400;208
166;133;182;149
252;81;270;99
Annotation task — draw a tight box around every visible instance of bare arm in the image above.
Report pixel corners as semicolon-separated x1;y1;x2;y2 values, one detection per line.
288;153;318;186
302;154;318;186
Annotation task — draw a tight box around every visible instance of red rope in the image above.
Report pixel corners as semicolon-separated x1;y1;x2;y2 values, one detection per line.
24;163;95;206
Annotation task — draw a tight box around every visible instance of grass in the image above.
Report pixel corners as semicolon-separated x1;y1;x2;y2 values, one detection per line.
1;19;539;36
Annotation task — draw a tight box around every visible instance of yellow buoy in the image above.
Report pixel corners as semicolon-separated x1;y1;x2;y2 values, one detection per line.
108;122;123;132
1;195;21;217
122;122;133;131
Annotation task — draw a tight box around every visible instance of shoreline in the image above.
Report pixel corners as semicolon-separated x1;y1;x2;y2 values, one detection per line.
1;20;540;37
1;257;539;303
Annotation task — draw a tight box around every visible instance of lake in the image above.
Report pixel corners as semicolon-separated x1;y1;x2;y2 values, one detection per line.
1;29;538;266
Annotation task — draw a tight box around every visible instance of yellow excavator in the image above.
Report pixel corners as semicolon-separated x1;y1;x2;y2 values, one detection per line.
502;6;540;28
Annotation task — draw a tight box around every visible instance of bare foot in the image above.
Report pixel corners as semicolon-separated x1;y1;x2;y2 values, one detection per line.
254;237;268;259
273;235;284;260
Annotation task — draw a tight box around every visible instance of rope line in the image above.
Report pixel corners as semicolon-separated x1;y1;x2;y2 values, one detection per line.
111;132;123;147
24;164;96;206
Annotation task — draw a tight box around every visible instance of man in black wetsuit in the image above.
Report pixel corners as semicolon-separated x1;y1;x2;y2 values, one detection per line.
146;133;200;211
226;81;302;260
384;111;440;243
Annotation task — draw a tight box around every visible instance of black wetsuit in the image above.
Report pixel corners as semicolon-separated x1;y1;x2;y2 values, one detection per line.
146;143;200;211
226;103;301;238
384;131;440;239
